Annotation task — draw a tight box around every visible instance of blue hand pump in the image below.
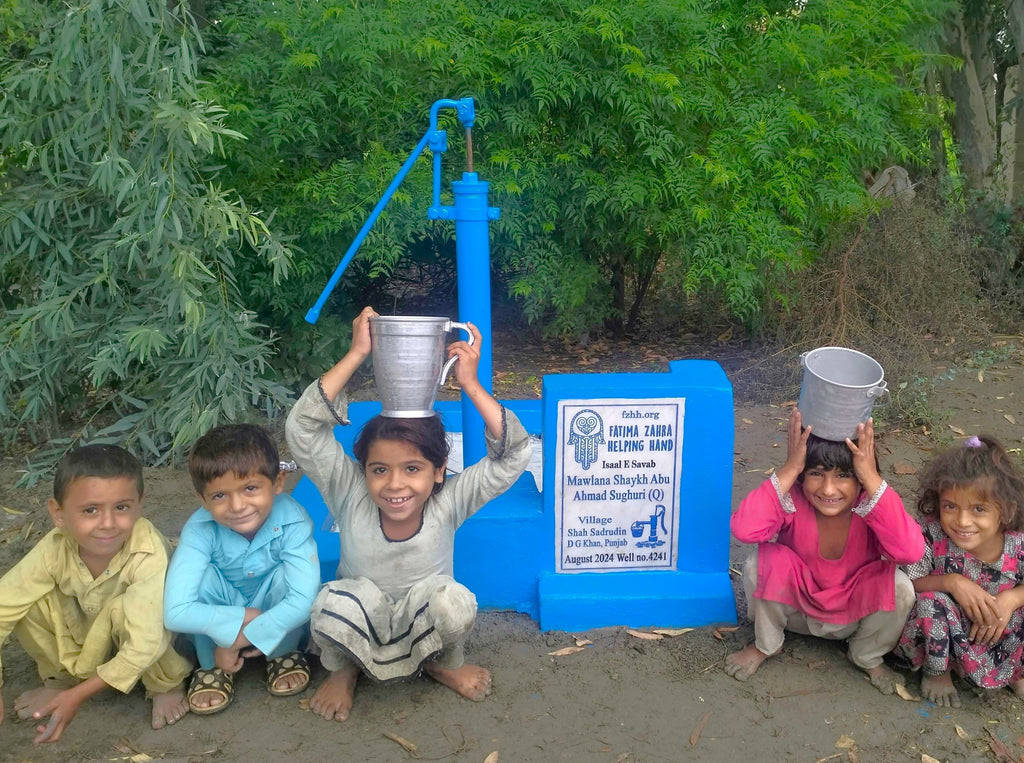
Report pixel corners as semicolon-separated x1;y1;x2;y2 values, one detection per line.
304;97;499;465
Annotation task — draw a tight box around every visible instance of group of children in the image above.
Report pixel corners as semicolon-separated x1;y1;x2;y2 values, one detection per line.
0;306;528;742
2;309;1024;744
727;409;1024;710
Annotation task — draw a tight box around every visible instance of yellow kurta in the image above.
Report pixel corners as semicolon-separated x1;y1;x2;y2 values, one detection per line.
0;517;189;694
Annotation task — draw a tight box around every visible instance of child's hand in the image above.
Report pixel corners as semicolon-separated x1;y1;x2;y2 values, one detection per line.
215;608;263;671
948;574;1000;637
349;306;377;360
775;408;810;491
214;645;245;673
31;688;85;744
976;590;1021;645
449;322;483;390
845;418;882;496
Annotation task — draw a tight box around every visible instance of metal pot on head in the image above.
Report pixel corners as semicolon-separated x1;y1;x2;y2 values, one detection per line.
797;346;888;442
369;316;474;418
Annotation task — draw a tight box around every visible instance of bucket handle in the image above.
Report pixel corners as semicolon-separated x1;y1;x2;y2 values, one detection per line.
438;321;475;387
867;381;888;399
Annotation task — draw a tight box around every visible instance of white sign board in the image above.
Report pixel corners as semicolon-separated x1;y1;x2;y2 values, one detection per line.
555;398;684;573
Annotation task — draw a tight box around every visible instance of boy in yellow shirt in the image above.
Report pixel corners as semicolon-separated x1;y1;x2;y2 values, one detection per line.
0;445;190;743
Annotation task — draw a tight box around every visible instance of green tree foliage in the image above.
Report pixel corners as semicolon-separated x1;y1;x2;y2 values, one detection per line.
0;0;293;473
202;0;948;338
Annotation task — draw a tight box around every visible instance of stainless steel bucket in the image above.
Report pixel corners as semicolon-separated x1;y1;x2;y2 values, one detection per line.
797;346;888;441
369;316;474;418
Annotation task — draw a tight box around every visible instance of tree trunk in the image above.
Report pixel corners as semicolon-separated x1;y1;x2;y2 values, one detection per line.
1004;0;1024;201
941;10;1000;191
925;69;948;179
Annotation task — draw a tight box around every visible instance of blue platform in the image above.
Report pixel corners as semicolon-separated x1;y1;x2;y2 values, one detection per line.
292;359;737;631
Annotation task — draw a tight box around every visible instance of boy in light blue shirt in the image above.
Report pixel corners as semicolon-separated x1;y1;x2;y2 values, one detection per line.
164;424;320;715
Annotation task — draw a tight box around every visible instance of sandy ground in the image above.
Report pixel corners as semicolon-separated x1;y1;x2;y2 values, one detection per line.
3;348;1024;762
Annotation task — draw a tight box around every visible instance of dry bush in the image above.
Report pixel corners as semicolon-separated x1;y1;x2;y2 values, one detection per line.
730;184;990;419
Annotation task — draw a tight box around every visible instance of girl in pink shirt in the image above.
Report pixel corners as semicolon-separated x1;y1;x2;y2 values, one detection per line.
726;409;924;694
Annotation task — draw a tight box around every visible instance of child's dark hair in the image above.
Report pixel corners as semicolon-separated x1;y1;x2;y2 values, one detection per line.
917;434;1024;530
188;424;280;494
353;415;450;495
795;433;882;485
53;444;144;504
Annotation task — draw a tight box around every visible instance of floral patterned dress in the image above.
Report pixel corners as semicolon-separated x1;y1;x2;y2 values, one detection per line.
896;520;1024;688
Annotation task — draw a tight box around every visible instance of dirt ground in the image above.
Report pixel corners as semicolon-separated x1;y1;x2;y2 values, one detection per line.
3;336;1024;763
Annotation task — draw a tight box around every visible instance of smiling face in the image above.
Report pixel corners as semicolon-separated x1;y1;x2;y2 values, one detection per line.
800;465;860;517
49;476;143;575
363;438;445;540
199;470;285;540
938;481;1004;562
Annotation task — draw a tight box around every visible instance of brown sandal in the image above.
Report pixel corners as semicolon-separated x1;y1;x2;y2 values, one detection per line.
266;652;310;697
187;667;233;715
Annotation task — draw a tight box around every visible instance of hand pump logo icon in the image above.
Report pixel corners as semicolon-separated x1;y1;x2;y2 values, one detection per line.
631;506;667;549
567;409;604;470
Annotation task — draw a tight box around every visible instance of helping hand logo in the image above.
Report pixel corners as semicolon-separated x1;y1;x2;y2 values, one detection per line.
567;409;604;470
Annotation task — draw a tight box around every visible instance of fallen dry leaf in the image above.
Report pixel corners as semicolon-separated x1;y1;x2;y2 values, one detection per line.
484;752;500;763
712;626;739;640
986;728;1016;763
382;731;418;753
574;637;593;647
921;755;941;763
1;505;26;515
298;698;310;711
978;369;985;383
627;629;663;641
954;725;969;741
689;710;712;747
835;734;857;750
950;425;966;435
742;418;754;425
652;628;694;637
893;462;917;476
894;683;918;701
1004;413;1016;425
548;646;586;656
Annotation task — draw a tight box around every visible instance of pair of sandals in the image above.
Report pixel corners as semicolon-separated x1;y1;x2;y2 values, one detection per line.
187;652;311;715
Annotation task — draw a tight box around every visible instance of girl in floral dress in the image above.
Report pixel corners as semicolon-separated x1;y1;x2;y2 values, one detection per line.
897;435;1024;707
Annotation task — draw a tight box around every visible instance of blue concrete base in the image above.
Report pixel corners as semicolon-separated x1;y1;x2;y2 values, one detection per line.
538;570;737;632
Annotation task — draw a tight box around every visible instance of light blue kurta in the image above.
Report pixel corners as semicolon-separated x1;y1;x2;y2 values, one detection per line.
164;494;320;667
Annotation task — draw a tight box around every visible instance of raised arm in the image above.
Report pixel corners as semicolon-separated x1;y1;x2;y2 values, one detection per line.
774;408;810;495
320;306;377;401
449;322;503;439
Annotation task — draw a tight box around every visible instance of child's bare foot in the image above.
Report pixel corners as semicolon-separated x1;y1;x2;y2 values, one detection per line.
864;664;904;696
423;662;491;701
13;686;63;720
151;685;188;729
921;672;961;707
309;662;360;721
724;643;770;682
